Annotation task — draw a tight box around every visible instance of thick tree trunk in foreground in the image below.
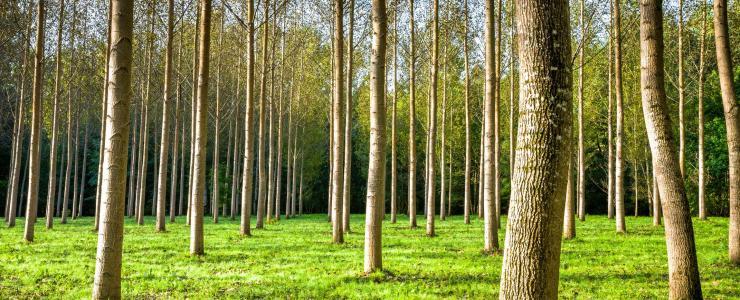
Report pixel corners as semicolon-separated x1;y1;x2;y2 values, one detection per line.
190;0;212;256
240;0;256;236
22;0;45;242
364;0;387;273
483;0;498;253
713;0;740;264
639;0;703;296
156;0;175;232
46;0;65;229
331;0;345;244
499;0;572;298
91;0;132;296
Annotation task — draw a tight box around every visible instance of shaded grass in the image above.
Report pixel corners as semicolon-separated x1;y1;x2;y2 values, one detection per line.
0;214;737;299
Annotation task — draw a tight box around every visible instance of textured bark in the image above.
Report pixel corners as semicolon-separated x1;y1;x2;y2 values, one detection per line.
331;0;345;243
639;1;703;296
22;0;45;241
697;0;706;221
483;0;498;252
156;0;175;232
713;0;740;264
407;0;417;229
95;2;114;231
342;0;355;233
45;0;65;229
614;0;626;233
190;0;212;256
425;0;438;237
240;0;256;236
255;0;270;229
91;0;132;295
499;0;572;298
364;0;387;273
463;0;471;224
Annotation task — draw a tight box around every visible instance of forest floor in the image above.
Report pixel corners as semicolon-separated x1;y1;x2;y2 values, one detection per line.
0;214;737;299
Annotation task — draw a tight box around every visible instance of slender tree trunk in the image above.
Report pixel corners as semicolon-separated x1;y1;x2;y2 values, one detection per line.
255;0;271;230
713;0;740;264
678;0;685;179
291;124;300;217
389;0;398;224
652;158;662;226
72;115;80;219
274;19;286;221
79;122;89;216
137;8;154;225
478;121;484;219
170;31;183;223
564;151;575;239
190;0;212;256
285;93;293;219
46;0;65;229
508;0;516;199
156;0;175;231
499;0;572;297
299;152;304;215
576;0;586;222
493;0;502;229
463;0;471;224
342;0;355;234
614;0;626;233
483;0;498;252
408;0;417;229
440;44;447;221
91;0;133;295
331;0;345;243
639;1;703;295
240;0;256;236
697;0;707;221
63;2;78;223
212;2;225;224
22;0;45;242
424;0;439;237
364;0;387;273
127;107;138;217
607;7;614;219
187;0;201;226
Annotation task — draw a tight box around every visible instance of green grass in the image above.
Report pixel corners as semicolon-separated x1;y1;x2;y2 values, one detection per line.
0;214;737;299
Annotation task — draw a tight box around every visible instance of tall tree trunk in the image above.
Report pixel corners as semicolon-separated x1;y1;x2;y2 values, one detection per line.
187;0;201;226
463;0;471;224
493;0;502;229
7;14;32;226
127;106;138;217
614;0;626;233
576;0;586;222
697;0;707;221
240;0;256;236
156;0;175;231
607;7;614;219
499;0;572;297
364;0;387;273
638;1;703;295
508;0;516;214
62;2;77;224
331;0;345;243
91;0;133;295
713;0;740;264
425;0;439;237
407;0;417;229
46;0;65;229
212;2;225;224
137;8;154;226
72;114;80;219
483;0;498;253
170;30;183;223
22;0;46;241
255;0;271;230
440;43;447;221
190;0;212;256
343;0;355;234
564;151;575;239
677;0;685;179
390;0;398;224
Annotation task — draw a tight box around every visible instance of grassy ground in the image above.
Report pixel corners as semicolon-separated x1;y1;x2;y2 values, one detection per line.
0;214;737;299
